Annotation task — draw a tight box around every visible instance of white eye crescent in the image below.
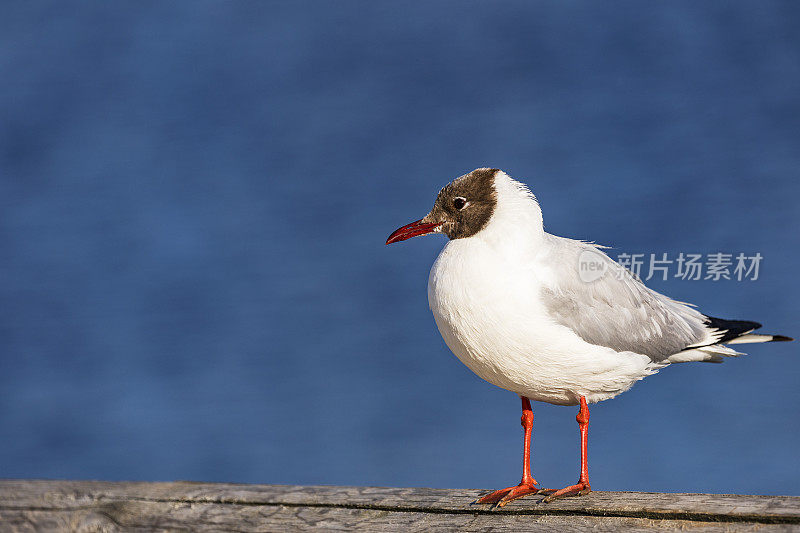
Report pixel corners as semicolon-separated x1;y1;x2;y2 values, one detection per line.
453;197;468;210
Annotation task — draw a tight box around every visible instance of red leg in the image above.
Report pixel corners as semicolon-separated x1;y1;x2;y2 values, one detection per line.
542;396;592;502
475;396;543;507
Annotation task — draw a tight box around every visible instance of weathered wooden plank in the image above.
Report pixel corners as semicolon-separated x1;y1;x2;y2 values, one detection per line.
2;504;799;532
1;480;799;532
2;481;798;522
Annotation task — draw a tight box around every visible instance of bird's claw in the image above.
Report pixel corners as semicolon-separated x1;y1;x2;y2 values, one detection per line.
473;482;544;508
540;481;591;503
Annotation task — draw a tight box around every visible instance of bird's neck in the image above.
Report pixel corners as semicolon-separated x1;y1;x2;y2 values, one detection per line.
476;172;545;252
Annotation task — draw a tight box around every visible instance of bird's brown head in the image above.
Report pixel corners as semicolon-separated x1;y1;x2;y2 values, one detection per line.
386;168;499;244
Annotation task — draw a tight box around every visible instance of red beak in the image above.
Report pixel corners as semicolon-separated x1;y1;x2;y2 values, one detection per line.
386;219;441;245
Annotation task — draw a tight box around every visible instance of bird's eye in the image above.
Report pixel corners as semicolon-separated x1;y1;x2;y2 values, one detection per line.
453;197;467;210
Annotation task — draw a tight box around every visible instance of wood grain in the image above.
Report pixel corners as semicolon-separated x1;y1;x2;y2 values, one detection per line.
1;480;798;532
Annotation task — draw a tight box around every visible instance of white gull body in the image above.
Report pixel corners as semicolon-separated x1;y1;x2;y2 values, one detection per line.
426;171;763;406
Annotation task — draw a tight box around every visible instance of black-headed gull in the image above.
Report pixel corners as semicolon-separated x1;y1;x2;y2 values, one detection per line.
386;168;792;507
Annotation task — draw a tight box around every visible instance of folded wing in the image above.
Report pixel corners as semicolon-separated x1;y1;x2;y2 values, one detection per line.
540;240;771;363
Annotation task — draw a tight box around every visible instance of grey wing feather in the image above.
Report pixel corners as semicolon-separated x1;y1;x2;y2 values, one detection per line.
540;238;711;361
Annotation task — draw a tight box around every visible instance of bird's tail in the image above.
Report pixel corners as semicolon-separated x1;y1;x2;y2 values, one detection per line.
666;316;792;364
725;333;794;344
703;316;793;345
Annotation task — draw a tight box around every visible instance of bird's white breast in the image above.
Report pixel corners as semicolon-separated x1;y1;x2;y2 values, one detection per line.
427;232;655;406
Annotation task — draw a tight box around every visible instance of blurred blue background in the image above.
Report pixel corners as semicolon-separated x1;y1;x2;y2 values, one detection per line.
1;1;798;496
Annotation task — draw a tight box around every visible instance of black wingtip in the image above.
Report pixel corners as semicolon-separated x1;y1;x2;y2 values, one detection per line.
704;316;762;343
771;335;794;342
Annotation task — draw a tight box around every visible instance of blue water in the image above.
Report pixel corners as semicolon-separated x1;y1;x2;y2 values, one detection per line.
1;2;799;495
